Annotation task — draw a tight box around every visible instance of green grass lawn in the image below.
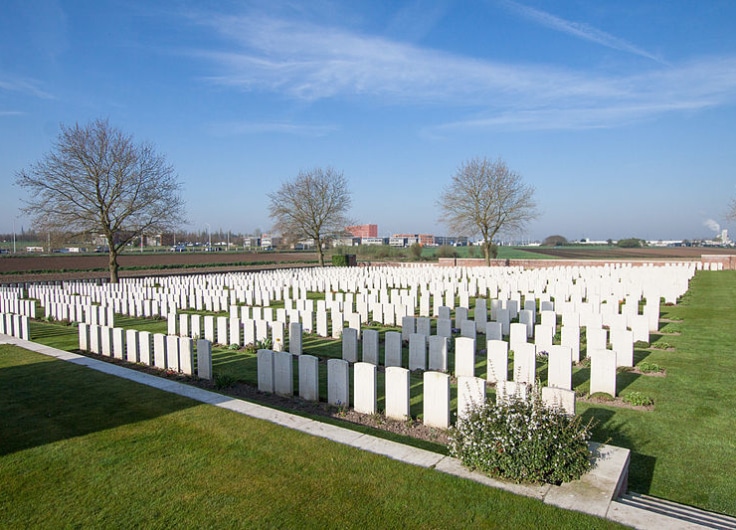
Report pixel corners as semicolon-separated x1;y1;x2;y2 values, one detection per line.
577;271;736;516
0;346;623;529
16;270;736;517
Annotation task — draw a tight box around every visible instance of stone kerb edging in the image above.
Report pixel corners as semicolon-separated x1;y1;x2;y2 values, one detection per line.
1;333;631;522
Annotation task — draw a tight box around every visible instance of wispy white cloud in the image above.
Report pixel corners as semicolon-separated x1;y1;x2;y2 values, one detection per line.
0;75;54;99
498;0;666;64
208;120;337;137
185;10;736;132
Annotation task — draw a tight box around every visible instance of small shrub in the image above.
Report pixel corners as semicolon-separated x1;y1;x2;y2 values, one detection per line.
256;338;273;350
214;373;237;389
637;361;663;373
661;323;681;334
589;392;615;401
228;343;240;350
436;245;457;258
448;390;593;485
623;392;654;407
332;254;349;267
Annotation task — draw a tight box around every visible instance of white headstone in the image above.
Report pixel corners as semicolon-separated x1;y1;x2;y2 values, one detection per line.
289;321;303;355
353;362;377;414
153;333;167;369
362;329;379;365
590;349;617;397
298;354;319;401
436;318;452;338
385;366;410;420
423;371;450;429
542;386;576;415
166;335;180;372
486;339;508;383
197;339;213;380
512;342;536;384
428;335;448;372
273;351;294;396
384;331;402;367
327;358;350;407
457;376;486;421
342;327;359;363
547;345;572;390
454;337;476;378
496;380;529;404
485;321;502;341
611;328;634;367
561;325;581;363
408;333;427;371
257;349;274;393
139;331;152;365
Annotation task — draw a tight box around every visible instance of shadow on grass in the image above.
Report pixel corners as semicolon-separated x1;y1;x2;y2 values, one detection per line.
580;406;656;494
615;369;641;394
0;346;199;456
633;347;652;364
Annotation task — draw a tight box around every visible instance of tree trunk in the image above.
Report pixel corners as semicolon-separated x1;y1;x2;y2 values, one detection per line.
108;247;120;283
484;241;492;266
316;238;325;267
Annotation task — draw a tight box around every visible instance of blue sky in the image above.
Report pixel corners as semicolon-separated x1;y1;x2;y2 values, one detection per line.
2;0;736;242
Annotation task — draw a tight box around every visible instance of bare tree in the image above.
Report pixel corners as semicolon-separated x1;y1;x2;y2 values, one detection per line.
438;157;538;265
729;197;736;222
15;119;186;282
268;167;352;266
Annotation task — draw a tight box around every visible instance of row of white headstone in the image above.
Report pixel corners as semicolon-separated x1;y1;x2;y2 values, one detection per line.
0;297;36;319
0;312;30;340
24;262;695;333
339;327;617;397
256;350;576;427
77;322;213;380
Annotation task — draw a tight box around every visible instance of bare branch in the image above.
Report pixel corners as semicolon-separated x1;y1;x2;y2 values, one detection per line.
437;157;538;264
14;119;186;282
268;166;352;266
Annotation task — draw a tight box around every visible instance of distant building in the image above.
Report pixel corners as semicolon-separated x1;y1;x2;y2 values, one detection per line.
434;235;469;246
391;234;434;247
361;237;386;246
243;236;261;249
293;238;316;250
260;234;282;249
346;224;378;238
334;236;361;247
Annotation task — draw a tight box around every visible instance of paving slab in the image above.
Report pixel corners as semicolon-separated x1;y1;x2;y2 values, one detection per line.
545;442;630;517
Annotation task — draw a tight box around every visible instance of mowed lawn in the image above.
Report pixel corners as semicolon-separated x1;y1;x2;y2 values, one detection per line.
0;346;623;529
577;271;736;516
7;269;736;521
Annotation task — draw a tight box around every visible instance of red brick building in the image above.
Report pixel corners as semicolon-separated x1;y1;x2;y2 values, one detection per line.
346;224;378;238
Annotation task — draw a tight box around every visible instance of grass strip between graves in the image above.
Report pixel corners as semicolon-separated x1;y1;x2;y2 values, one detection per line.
0;346;623;529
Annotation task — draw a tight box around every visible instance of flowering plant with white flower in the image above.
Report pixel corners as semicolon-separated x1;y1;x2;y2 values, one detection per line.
448;386;594;484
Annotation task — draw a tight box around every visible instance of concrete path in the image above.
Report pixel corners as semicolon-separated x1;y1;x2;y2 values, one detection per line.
3;334;735;529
